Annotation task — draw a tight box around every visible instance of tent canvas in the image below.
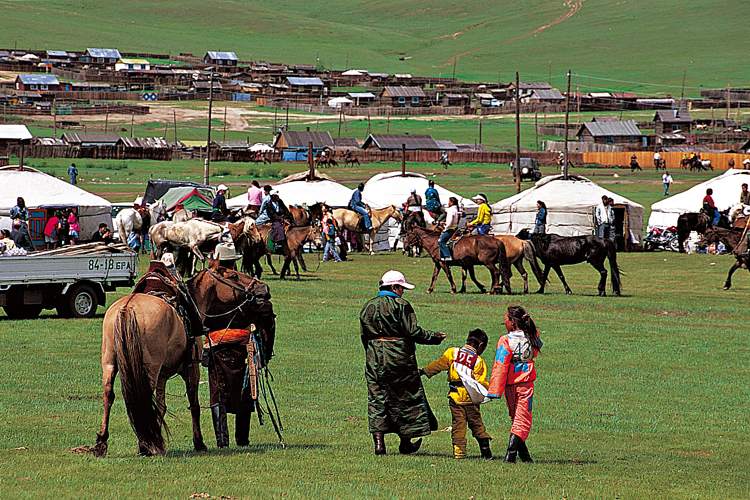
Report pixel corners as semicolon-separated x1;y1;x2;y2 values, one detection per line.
648;169;750;229
143;179;214;205
158;186;214;212
0;167;112;242
227;180;375;209
363;172;477;210
491;175;645;245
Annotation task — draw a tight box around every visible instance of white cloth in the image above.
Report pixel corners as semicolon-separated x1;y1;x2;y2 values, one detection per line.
654;152;661;160
663;173;672;184
595;202;611;225
452;348;489;404
444;205;459;229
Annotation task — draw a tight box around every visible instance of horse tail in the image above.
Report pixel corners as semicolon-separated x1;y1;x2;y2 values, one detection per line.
113;305;166;454
604;240;622;295
522;240;545;287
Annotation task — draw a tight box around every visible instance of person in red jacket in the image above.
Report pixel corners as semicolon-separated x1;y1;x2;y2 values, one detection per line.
488;305;543;463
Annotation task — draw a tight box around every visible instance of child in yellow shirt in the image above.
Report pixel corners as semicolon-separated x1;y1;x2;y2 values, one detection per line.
422;329;492;459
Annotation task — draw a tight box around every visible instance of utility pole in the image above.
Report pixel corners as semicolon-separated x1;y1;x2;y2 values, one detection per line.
515;71;521;194
727;84;731;120
53;97;57;138
535;112;538;152
680;68;686;100
479;118;483;145
131;113;134;138
173;110;178;144
563;70;571;180
205;72;214;185
548;61;552;85
401;143;406;177
104;105;109;133
223;106;227;141
308;141;314;180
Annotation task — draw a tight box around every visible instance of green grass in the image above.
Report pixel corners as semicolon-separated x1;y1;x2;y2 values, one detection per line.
1;1;748;95
1;169;749;498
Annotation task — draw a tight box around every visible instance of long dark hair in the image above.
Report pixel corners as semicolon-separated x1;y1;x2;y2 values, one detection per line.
16;197;25;209
507;305;542;351
537;200;546;210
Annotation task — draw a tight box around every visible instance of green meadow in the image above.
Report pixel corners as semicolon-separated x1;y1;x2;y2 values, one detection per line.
2;164;750;499
1;0;748;94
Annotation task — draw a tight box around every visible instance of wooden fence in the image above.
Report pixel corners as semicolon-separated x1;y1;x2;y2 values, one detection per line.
581;151;750;170
8;144;173;161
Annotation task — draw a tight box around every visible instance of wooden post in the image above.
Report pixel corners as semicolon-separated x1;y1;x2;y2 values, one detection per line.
104;105;109;133
343;110;348;138
401;143;406;177
563;70;571;180
205;72;214;185
576;86;581;124
338;109;342;138
308;141;314;180
548;61;552;85
173;110;178;144
387;110;390;134
479;119;483;145
680;67;686;100
515;71;521;194
535;112;539;152
131;113;134;138
727;84;731;120
223;106;227;141
53;97;57;138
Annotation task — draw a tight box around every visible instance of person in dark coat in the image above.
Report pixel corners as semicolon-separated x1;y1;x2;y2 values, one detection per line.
267;190;291;245
359;270;445;455
212;184;231;223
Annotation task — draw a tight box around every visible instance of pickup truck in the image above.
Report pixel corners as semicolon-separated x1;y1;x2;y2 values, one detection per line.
0;242;138;319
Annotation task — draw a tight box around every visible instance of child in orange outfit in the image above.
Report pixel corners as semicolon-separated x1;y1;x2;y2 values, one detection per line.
488;305;543;463
422;329;492;459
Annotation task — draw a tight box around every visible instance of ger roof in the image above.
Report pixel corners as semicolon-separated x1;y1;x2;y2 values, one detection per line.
383;86;425;98
17;74;59;85
286;77;324;86
362;134;440;150
206;51;238;61
86;48;122;59
577;120;642;137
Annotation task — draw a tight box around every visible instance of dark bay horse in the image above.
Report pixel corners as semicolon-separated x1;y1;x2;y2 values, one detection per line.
677;212;731;253
289;202;329;227
404;227;512;295
516;228;621;296
400;210;426;256
94;259;270;457
699;226;746;253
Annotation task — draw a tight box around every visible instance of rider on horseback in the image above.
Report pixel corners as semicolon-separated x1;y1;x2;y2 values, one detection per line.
350;183;373;231
467;194;492;235
439;197;460;261
425;180;445;223
212;185;231;223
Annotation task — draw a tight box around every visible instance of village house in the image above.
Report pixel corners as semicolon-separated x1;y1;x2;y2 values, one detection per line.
82;48;122;67
61;133;121;147
285;77;325;94
15;74;62;92
440;93;470;107
347;92;376;107
576;120;644;146
115;58;151;71
204;52;238;68
654;109;693;134
361;134;442;151
380;86;427;107
273;130;334;161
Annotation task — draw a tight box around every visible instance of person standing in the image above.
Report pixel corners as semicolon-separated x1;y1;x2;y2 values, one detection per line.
246;180;263;212
467;194;491;235
43;212;60;250
662;171;673;196
68;163;78;185
653;151;661;169
533;200;547;234
595;195;611;240
421;328;492;459
322;213;342;262
438;197;460;261
10;197;35;252
606;198;616;243
349;183;373;231
67;209;80;245
740;183;750;206
488;305;543;463
360;270;445;456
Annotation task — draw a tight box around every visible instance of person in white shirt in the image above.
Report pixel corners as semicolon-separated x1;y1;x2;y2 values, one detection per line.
595;195;611;239
662;171;673;196
438;197;460;261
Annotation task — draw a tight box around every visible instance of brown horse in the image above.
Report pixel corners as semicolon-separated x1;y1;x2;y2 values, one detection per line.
493;235;545;294
289;202;329;227
403;226;512;295
93;259;270;457
333;205;403;255
249;225;324;280
700;226;746;253
229;218;265;277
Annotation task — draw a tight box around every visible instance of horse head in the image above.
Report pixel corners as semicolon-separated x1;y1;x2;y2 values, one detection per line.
149;200;168;224
309;225;324;249
516;228;531;240
390;205;404;222
243;218;262;244
197;260;271;314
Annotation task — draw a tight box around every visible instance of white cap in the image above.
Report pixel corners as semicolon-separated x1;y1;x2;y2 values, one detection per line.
214;242;241;261
410;188;417;193
380;270;415;290
161;252;175;267
217;184;228;192
472;194;488;203
270;189;280;196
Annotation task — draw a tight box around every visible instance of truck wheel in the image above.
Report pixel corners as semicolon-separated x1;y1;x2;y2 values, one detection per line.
3;304;43;319
67;284;99;319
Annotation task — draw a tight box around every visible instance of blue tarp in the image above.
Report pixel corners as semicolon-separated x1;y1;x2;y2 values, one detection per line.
282;151;309;162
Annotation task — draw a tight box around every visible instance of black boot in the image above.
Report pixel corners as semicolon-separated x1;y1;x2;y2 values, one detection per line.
211;403;229;448
504;433;522;463
235;412;251;447
517;438;533;463
372;432;386;456
398;436;423;455
477;438;493;459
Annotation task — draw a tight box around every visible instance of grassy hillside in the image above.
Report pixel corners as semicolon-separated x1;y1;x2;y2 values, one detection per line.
2;0;748;94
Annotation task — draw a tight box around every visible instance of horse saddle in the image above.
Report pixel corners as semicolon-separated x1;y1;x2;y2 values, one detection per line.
346;209;367;232
133;261;204;338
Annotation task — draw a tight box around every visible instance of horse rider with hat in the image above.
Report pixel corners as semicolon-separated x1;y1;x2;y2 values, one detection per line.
468;194;492;235
360;269;446;455
212;185;231;223
203;242;257;448
349;183;373;231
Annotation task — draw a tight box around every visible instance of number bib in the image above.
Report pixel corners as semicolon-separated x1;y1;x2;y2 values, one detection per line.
455;349;478;370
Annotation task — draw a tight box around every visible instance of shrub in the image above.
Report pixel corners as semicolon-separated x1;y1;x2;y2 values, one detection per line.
469;172;485;178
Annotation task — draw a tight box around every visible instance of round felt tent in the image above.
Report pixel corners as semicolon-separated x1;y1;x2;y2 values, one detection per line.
362;171;476;210
227;179;371;209
648;168;750;230
491;175;644;249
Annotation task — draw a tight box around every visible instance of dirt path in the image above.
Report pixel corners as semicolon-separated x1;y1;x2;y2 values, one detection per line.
444;0;585;66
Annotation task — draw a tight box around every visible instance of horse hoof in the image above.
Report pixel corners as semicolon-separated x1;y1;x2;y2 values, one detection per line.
424;290;432;294
566;291;573;295
195;443;208;452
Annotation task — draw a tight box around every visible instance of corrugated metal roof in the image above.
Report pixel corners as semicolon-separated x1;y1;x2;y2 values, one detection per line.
363;134;440;150
86;48;122;59
0;125;33;140
332;137;360;149
443;94;468;99
46;50;68;57
120;137;170;148
286;77;324;86
394;74;412;78
383;86;425;98
531;89;564;100
34;137;65;146
118;58;150;65
17;74;59;85
592;116;619;122
516;82;552;90
579;120;643;137
206;51;238;61
589;92;612;98
62;133;121;144
475;93;494;99
212;140;251;150
278;131;333;149
294;64;316;71
435;140;458;151
348;92;376;98
655;110;693;123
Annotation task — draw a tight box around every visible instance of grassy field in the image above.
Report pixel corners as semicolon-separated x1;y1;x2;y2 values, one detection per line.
2;167;750;499
1;1;748;95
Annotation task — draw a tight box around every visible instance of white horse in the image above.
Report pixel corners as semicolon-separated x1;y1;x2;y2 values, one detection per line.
151;219;229;276
114;200;167;251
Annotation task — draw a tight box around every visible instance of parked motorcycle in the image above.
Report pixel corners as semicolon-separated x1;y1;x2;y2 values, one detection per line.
644;226;679;252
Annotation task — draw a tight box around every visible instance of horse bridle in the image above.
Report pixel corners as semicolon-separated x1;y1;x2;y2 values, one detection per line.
190;267;265;319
